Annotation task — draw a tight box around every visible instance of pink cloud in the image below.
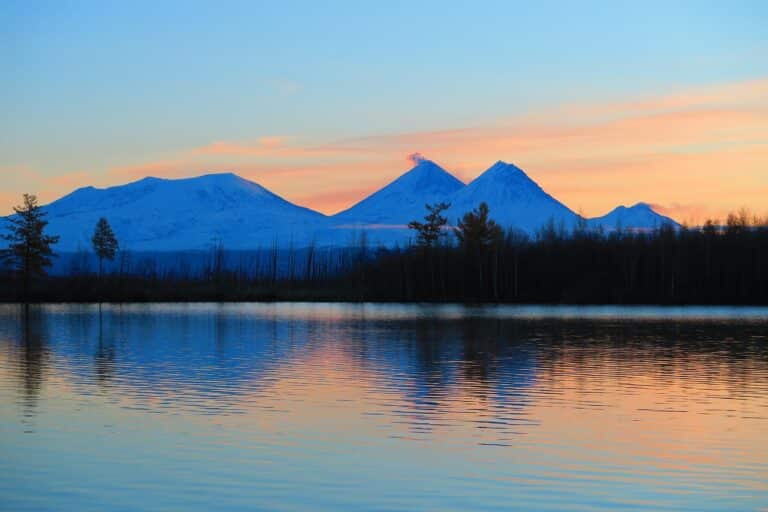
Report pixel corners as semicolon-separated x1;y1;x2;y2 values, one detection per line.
5;77;766;222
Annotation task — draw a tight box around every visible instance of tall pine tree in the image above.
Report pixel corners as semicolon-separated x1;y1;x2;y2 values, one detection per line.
91;217;119;277
455;202;503;250
2;194;60;298
455;202;503;299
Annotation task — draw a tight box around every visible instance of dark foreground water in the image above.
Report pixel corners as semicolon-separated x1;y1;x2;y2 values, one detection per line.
1;303;767;511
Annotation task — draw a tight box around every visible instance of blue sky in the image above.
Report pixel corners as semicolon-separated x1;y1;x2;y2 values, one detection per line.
1;1;766;219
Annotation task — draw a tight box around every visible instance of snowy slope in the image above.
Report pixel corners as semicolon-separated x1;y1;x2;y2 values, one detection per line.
2;162;684;253
446;161;580;235
28;173;327;251
325;158;465;246
332;159;464;225
587;203;680;232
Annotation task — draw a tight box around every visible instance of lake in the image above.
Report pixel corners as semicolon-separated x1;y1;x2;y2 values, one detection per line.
1;303;767;511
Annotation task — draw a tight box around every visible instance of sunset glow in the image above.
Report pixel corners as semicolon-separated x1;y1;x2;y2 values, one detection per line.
2;2;766;223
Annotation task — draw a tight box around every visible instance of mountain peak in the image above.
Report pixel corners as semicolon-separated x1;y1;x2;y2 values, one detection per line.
397;159;464;189
448;161;579;233
609;202;655;214
332;160;464;224
36;171;325;251
475;160;530;181
589;202;679;231
150;171;245;185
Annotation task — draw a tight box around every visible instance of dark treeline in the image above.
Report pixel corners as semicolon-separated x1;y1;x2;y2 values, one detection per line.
2;194;767;304
344;216;768;304
0;243;369;302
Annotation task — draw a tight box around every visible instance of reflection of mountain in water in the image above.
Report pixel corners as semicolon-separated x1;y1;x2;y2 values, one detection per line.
0;305;543;417
342;318;539;403
1;304;766;423
39;306;314;412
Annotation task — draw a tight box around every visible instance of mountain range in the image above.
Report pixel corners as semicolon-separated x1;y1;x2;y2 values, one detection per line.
5;159;679;251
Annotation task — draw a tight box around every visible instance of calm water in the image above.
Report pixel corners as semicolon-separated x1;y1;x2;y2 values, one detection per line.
1;303;767;511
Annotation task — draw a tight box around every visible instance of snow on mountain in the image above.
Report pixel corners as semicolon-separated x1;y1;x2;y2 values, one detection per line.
333;159;465;224
445;161;580;235
31;173;327;251
325;158;465;246
2;161;684;253
587;202;680;232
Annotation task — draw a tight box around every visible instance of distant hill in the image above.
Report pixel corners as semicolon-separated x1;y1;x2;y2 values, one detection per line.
588;203;680;232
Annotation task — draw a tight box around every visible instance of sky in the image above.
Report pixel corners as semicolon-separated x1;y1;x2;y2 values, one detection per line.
1;1;767;223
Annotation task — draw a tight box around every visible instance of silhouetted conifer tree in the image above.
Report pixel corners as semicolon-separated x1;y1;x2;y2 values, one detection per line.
455;202;503;250
408;202;451;248
2;194;60;298
91;217;119;277
455;202;503;299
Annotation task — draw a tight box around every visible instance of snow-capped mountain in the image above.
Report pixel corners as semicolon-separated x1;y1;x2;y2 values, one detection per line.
3;160;684;253
587;203;680;232
34;173;327;251
446;161;580;234
325;158;465;246
332;158;465;225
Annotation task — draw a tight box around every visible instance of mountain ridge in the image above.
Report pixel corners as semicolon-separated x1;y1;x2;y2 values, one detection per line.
4;162;680;251
30;172;327;251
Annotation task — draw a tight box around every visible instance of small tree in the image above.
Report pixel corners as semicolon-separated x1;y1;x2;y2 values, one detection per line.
2;194;60;297
408;202;451;248
455;202;503;250
455;202;503;299
91;217;119;277
408;202;451;298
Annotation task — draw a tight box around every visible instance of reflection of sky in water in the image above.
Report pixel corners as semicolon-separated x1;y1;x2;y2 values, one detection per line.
1;303;767;511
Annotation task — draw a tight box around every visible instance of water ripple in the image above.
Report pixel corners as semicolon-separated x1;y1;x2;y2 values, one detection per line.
0;303;767;511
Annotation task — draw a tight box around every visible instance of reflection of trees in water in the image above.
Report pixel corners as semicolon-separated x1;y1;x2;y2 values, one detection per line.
17;305;50;419
342;317;768;434
342;317;539;429
4;305;766;422
458;319;505;388
94;305;116;386
31;306;314;414
529;320;768;395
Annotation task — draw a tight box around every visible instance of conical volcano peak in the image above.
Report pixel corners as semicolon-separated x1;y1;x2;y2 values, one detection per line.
480;160;527;178
409;158;441;172
398;159;464;189
470;160;540;191
488;160;524;172
332;159;464;224
447;160;579;233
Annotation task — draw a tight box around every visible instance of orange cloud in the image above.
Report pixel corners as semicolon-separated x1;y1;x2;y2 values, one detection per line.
0;166;102;214
109;159;192;181
529;77;768;123
291;185;377;215
4;77;766;222
649;203;715;225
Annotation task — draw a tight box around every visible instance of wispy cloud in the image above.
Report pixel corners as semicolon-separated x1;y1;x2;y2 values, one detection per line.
5;77;766;221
